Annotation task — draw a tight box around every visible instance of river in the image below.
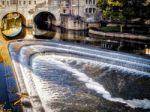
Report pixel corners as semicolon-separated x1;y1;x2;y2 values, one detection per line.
0;27;150;112
28;27;150;56
9;40;150;112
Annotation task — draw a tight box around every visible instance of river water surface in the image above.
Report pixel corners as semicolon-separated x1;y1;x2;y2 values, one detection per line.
1;27;150;112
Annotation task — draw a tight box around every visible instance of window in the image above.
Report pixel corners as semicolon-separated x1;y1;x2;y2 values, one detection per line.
89;8;92;13
2;1;5;5
93;0;95;4
89;0;92;4
24;1;26;5
34;1;36;5
86;0;88;4
7;1;9;6
93;8;95;13
86;8;88;13
29;1;31;4
19;1;21;5
63;9;66;13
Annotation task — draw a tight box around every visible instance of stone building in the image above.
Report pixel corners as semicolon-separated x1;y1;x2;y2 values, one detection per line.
59;0;100;30
0;0;100;30
59;0;99;22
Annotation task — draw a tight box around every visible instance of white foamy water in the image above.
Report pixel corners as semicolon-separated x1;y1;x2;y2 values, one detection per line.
34;41;150;65
27;45;150;75
9;41;150;111
31;55;150;109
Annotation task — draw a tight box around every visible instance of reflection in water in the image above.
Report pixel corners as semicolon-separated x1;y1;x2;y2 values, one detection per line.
0;63;8;104
0;23;150;111
0;30;21;111
0;41;11;65
145;48;150;55
34;27;150;56
34;28;56;39
0;62;18;111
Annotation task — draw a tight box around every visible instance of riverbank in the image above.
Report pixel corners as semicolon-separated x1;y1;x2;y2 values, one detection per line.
89;29;150;41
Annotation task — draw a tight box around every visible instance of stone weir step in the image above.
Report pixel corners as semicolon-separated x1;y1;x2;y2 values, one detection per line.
8;40;150;112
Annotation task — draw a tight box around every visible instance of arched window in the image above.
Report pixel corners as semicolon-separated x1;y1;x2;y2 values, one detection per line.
7;1;9;6
29;1;31;5
89;0;92;4
86;8;88;13
2;1;5;5
24;1;26;5
19;1;21;5
86;0;88;4
89;8;92;13
93;8;96;13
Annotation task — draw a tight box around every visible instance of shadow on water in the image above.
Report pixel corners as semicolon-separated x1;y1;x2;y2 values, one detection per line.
33;26;150;57
0;62;21;111
2;27;26;40
0;63;8;104
0;63;12;109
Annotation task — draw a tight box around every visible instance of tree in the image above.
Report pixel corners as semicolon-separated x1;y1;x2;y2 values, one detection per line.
97;0;150;25
122;0;145;27
97;0;123;21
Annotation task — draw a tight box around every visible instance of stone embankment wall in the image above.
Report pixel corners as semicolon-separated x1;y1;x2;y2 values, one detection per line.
89;29;150;41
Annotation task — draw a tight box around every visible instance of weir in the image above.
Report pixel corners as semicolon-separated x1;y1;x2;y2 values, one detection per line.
9;40;150;112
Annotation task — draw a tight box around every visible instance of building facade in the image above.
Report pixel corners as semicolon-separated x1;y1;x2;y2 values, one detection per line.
58;0;100;30
0;0;100;29
59;0;99;22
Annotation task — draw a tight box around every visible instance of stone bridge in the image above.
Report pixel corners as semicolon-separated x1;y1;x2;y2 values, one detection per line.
0;0;61;28
0;0;101;31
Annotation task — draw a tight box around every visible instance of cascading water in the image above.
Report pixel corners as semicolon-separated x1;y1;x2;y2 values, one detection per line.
9;40;150;112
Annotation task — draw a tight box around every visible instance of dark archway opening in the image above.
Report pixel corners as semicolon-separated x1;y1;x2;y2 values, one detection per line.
34;12;56;39
1;12;26;40
34;11;56;30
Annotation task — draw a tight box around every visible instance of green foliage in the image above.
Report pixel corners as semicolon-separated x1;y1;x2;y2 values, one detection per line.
97;0;123;21
97;0;150;24
122;0;144;19
97;0;122;7
102;8;111;18
107;0;122;7
97;0;107;10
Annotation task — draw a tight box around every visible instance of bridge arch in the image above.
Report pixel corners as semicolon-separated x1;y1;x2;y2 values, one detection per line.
33;11;56;30
0;10;28;28
1;12;26;39
2;12;26;25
